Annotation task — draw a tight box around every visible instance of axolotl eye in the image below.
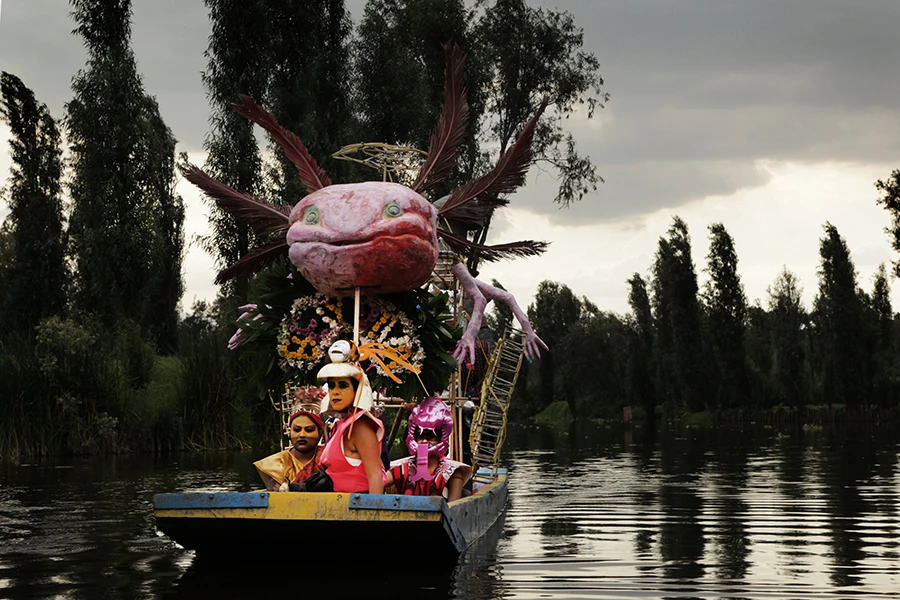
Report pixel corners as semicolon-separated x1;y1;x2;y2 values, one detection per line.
383;201;403;219
303;206;320;225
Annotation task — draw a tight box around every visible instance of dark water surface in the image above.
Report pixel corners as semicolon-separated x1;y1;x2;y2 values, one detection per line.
2;422;900;599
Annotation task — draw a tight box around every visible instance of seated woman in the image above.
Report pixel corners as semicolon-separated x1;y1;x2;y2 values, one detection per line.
386;396;472;502
318;340;385;494
253;408;325;492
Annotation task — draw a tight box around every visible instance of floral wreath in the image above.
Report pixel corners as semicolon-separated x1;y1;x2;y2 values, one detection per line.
277;294;425;381
230;257;460;400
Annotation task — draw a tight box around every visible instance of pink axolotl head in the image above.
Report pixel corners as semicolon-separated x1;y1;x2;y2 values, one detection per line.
286;182;439;296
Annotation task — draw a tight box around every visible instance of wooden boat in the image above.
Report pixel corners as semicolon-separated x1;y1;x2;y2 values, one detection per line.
153;468;507;559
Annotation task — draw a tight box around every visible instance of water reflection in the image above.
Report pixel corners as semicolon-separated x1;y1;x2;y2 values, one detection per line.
501;422;900;599
2;423;900;598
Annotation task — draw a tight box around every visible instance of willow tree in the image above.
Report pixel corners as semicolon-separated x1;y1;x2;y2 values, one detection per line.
0;72;67;333
66;0;184;346
475;0;606;208
875;170;900;278
466;0;607;275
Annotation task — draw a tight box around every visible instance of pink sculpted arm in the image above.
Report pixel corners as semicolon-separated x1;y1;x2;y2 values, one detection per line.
451;263;548;365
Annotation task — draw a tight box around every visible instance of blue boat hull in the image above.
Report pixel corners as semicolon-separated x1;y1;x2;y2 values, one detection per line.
154;469;507;559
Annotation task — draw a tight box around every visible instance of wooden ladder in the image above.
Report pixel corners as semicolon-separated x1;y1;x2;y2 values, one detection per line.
468;328;526;476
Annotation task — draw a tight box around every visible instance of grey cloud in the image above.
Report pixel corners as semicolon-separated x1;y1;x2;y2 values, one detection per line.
4;0;900;224
0;1;87;117
502;0;900;222
1;0;210;149
130;1;210;150
508;157;771;224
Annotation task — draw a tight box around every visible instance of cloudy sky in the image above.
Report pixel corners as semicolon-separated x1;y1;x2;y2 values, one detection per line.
2;0;900;316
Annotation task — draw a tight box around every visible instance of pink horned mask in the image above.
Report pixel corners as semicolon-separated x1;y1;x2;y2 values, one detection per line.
407;397;453;457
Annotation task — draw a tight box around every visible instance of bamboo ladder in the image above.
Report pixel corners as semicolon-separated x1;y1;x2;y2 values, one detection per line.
468;327;526;479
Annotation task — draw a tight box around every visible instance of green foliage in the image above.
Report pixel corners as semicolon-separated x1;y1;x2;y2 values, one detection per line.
3;316;131;456
871;263;892;352
533;400;573;426
474;0;607;207
652;217;707;412
201;0;271;300
865;264;895;405
0;72;67;333
176;321;256;449
679;410;714;428
703;223;748;408
526;280;585;416
121;356;182;451
0;224;11;314
556;311;631;419
66;0;184;346
114;319;157;388
766;268;810;407
356;0;483;190
266;0;355;202
875;170;900;278
627;273;655;418
811;223;867;407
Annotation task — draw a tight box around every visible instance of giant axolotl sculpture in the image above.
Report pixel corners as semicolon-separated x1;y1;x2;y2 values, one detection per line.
185;44;549;365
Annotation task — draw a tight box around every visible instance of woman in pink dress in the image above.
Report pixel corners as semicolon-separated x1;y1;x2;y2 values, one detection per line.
317;341;385;494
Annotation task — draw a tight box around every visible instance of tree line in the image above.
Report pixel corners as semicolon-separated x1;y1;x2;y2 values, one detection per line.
0;0;603;457
508;212;900;422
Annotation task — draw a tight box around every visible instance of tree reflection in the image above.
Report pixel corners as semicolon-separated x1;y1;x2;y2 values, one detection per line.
823;426;871;588
658;428;707;582
710;429;751;583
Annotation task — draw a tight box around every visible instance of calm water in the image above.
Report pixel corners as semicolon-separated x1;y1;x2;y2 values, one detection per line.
1;422;899;599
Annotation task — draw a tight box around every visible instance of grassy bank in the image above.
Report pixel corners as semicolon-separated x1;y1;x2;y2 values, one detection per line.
0;316;266;459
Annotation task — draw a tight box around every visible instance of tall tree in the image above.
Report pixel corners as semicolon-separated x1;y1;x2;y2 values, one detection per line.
871;263;892;353
556;310;630;419
465;0;607;273
627;273;655;419
875;170;900;278
201;0;272;301
0;72;67;333
766;267;808;407
66;0;184;344
811;223;865;407
266;0;354;205
867;263;895;405
703;223;747;408
355;0;484;188
526;280;583;416
137;108;185;351
651;217;707;411
474;0;607;208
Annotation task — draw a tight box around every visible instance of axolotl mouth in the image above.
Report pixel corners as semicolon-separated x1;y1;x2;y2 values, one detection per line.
286;182;439;296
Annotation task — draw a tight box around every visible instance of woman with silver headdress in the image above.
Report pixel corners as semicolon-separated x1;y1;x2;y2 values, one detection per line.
317;341;386;494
